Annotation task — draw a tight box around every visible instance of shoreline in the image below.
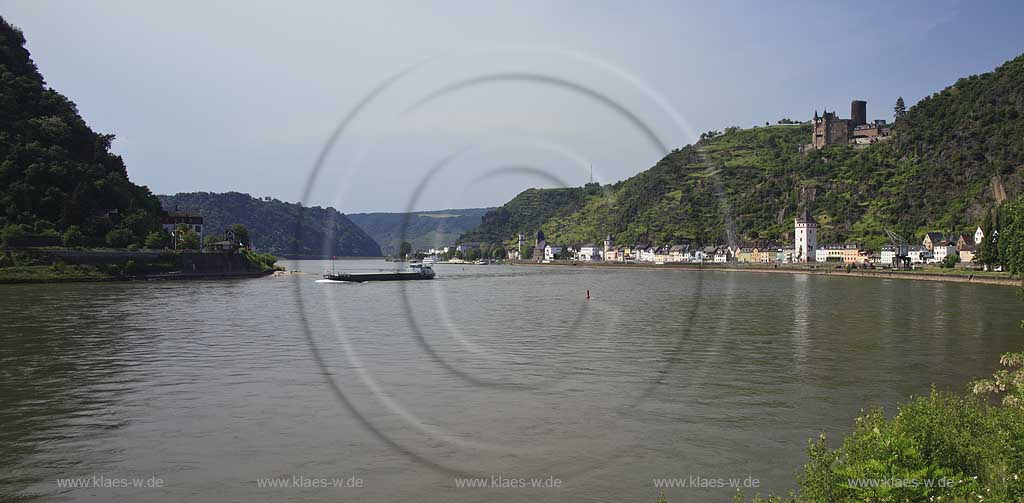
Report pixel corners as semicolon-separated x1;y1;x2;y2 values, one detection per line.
511;261;1023;287
0;269;275;285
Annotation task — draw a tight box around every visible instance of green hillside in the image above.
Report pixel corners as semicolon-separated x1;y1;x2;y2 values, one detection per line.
0;17;162;246
159;192;381;257
462;54;1024;251
347;208;491;255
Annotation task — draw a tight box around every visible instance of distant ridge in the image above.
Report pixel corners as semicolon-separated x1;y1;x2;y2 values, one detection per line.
158;192;381;257
347;208;492;255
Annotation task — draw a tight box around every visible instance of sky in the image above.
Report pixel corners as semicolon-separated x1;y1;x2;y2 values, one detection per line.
2;0;1023;213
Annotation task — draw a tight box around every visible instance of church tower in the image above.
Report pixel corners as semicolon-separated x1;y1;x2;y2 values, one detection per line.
794;209;817;263
532;230;547;262
603;234;614;256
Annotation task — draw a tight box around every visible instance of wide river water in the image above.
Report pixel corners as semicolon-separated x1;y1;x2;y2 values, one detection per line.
2;260;1022;502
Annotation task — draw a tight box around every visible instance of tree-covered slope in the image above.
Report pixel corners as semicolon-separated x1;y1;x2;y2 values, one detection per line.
346;208;491;255
159;192;381;257
0;17;162;246
464;53;1024;250
457;186;595;243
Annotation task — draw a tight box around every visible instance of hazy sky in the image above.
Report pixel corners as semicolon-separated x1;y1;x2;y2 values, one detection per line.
3;1;1023;213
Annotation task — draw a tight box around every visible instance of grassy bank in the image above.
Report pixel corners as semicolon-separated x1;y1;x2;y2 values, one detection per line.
0;247;281;284
0;264;115;283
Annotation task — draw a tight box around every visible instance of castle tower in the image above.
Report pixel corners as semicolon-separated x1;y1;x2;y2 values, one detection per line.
851;100;867;127
794;210;818;263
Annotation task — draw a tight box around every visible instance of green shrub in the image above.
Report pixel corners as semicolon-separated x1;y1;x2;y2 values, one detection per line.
240;249;279;271
105;227;135;248
939;253;960;269
62;225;83;247
732;388;1024;503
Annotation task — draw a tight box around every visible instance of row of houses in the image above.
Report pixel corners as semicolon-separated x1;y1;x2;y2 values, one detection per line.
531;225;988;266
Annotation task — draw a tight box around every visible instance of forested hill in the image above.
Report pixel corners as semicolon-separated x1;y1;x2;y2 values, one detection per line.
461;53;1024;251
347;208;491;256
159;192;381;257
0;17;163;246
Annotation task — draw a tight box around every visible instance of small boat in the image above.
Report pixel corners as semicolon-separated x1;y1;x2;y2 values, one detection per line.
323;263;435;282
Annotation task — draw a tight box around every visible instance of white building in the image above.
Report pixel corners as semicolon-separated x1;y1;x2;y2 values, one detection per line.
543;244;562;261
794;210;817;263
975;226;985;247
880;245;898;265
907;246;932;264
161;211;204;244
636;246;656;263
932;243;956;263
577;243;603;261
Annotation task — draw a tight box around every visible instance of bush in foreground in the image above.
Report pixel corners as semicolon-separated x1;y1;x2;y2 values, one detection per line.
709;354;1024;503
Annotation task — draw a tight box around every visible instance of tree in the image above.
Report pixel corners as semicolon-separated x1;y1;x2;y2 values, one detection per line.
175;224;200;250
940;252;960;268
62;225;83;247
398;241;412;259
972;352;1024;408
203;234;220;250
894;96;907;120
145;230;170;249
999;196;1024;275
975;207;1001;268
105;227;136;248
229;224;251;248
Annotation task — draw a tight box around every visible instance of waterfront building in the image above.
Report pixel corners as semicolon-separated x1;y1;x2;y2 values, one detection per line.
955;233;975;251
636;245;656;263
794;210;817;263
669;244;688;262
932;242;956;263
577;243;603;261
907;245;932;264
922;232;946;251
533;230;547;262
959;247;976;263
603;235;614;261
543;244;563;261
162;210;204;243
880;245;899;265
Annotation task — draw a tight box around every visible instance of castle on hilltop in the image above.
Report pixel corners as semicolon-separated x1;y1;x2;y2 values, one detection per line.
809;100;891;150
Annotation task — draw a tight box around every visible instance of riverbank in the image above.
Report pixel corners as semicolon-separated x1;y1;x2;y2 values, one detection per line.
513;261;1023;287
0;247;280;284
0;264;275;284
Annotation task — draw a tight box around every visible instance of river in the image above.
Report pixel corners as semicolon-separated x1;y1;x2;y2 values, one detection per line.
1;260;1021;502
